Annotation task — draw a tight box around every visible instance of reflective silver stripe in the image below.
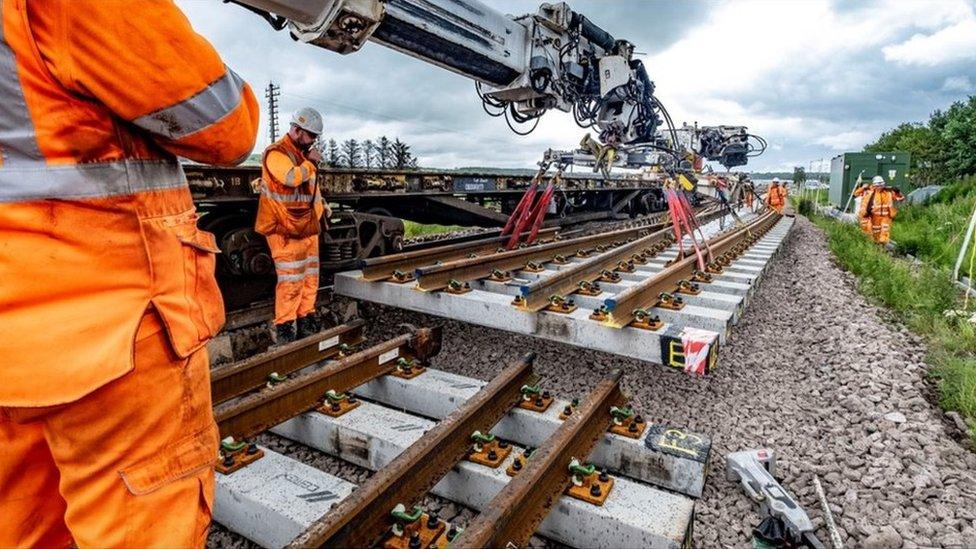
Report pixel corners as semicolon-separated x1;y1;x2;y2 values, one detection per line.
261;188;314;202
131;67;245;140
275;256;319;271
0;160;186;202
305;268;319;276
277;273;306;282
283;164;312;187
275;259;307;270
284;167;299;186
0;3;44;165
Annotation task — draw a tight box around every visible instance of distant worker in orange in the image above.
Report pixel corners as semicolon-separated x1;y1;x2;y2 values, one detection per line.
0;1;258;547
741;177;756;211
852;176;873;236
256;108;332;344
765;177;788;214
858;176;904;245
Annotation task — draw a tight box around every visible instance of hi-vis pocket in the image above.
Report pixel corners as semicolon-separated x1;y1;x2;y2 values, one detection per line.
144;210;226;358
119;424;218;496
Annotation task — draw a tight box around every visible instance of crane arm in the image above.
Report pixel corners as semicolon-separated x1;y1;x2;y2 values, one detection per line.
228;0;661;144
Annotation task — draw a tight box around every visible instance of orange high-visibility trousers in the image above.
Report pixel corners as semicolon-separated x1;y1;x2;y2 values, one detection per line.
870;215;893;244
859;216;873;236
0;311;218;548
268;233;320;324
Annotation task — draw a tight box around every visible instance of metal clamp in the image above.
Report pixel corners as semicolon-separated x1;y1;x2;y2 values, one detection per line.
566;458;614;505
216;436;264;475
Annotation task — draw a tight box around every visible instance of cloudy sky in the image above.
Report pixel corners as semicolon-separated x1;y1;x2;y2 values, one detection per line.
176;0;976;172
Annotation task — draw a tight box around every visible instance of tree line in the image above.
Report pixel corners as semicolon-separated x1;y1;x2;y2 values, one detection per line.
864;95;976;186
316;136;419;170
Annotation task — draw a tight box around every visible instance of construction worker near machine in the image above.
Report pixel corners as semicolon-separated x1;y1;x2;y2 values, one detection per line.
852;175;873;236
255;108;332;344
765;177;788;214
741;176;757;211
857;176;905;245
0;1;259;547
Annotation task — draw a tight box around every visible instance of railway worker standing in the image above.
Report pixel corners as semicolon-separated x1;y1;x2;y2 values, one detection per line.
852;176;874;236
0;1;259;547
741;177;756;211
859;176;904;245
765;177;788;214
255;107;331;344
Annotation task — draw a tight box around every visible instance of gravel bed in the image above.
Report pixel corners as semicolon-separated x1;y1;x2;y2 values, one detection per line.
210;215;976;548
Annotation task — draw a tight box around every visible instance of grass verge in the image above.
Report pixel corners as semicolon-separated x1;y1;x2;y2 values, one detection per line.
403;221;469;239
892;176;976;270
810;214;976;444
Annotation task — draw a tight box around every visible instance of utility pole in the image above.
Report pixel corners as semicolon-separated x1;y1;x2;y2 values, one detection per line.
265;82;281;143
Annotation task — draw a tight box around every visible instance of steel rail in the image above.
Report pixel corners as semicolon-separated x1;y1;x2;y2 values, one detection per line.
213;327;442;441
210;321;367;404
414;206;723;292
288;353;538;548
603;212;781;328
360;228;561;282
452;370;625;549
516;208;728;311
414;224;669;292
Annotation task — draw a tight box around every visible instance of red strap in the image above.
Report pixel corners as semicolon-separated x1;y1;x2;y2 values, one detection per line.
501;180;538;238
667;189;706;271
525;182;555;245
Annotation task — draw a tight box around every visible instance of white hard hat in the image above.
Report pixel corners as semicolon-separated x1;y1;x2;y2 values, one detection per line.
772;177;781;183
872;175;885;186
290;107;323;135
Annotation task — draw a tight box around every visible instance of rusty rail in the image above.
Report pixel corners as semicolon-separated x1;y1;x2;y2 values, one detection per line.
211;321;367;404
515;208;728;312
213;327;442;441
603;211;781;328
414;224;668;292
360;228;561;282
452;370;625;548
288;353;538;548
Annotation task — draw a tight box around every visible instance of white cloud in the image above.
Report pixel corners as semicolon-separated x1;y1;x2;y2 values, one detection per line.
814;130;875;150
942;75;975;93
883;19;976;67
643;0;976;169
174;0;976;172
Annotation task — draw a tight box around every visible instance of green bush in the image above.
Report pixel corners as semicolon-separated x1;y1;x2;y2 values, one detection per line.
403;221;469;239
893;177;976;270
797;198;814;216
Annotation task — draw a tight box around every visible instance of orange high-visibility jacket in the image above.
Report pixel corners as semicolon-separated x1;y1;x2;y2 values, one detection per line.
860;187;903;219
765;185;787;207
0;0;259;406
255;135;324;238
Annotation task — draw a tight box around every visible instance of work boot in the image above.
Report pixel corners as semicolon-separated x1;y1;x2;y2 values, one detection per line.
297;315;319;339
275;322;296;345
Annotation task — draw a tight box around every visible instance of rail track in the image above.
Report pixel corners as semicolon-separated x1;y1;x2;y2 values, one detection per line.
209;203;793;548
337;206;792;368
210;323;704;548
222;210;674;330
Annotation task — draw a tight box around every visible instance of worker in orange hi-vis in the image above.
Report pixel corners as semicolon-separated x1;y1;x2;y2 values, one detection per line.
860;175;905;245
764;177;788;214
255;108;331;344
742;178;756;211
852;175;873;236
0;1;259;547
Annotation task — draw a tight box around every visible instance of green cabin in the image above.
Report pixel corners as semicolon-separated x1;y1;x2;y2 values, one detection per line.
829;152;911;210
